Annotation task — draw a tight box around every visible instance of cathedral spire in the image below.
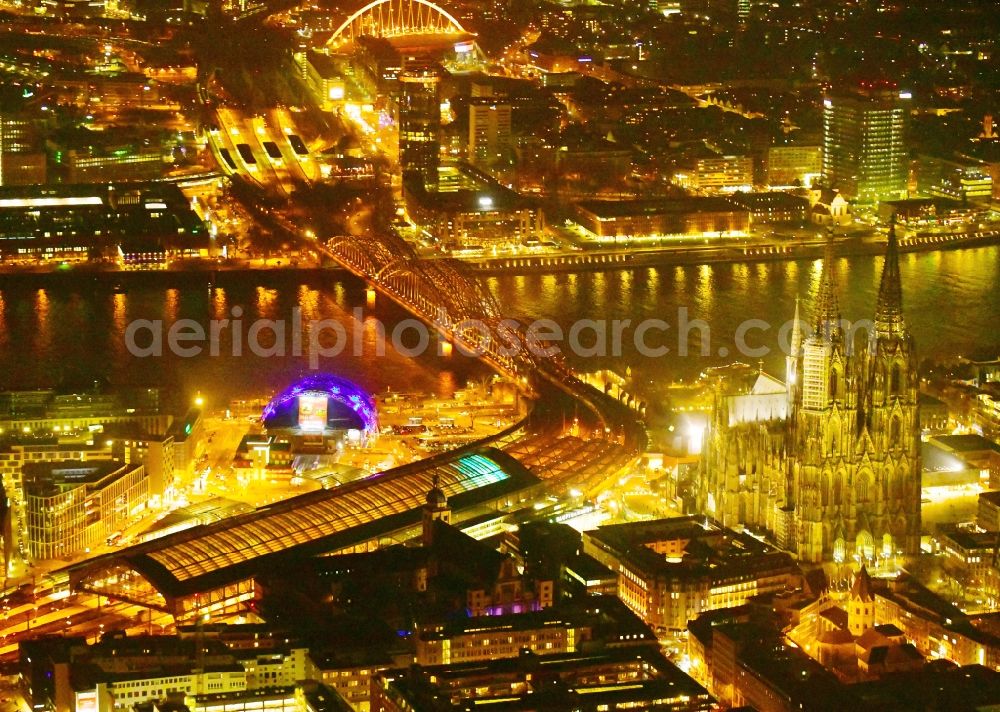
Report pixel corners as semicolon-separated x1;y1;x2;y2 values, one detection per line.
814;235;841;337
875;218;906;339
791;296;803;358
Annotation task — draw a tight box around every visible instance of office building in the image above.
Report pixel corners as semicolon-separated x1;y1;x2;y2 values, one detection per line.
38;0;105;17
19;634;323;712
822;88;910;203
0;386;172;561
49;75;161;110
573;197;750;241
372;646;714;711
675;153;753;193
582;517;800;632
915;154;994;203
53;143;165;184
0;183;209;262
468;99;512;167
414;595;652;665
0;117;47;186
402;164;541;250
767;144;822;188
398;65;441;189
23;460;146;560
727;192;809;224
933;165;993;201
305;51;348;111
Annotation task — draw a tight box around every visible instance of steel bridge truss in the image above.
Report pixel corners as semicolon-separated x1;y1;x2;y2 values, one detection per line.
326;233;539;381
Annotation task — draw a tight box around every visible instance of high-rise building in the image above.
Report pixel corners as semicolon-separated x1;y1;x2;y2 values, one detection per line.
822;89;910;203
398;64;442;189
767;144;822;187
468;99;512;168
0;117;46;186
703;227;921;563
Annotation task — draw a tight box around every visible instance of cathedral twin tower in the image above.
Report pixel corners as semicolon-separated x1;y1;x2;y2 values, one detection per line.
703;227;921;563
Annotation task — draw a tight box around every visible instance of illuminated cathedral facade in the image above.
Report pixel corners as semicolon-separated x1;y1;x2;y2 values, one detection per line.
701;227;921;563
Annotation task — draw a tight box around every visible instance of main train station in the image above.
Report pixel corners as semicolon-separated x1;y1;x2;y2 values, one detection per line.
65;446;542;622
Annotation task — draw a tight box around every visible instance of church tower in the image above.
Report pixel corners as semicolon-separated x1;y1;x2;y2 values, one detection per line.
847;565;876;636
793;237;861;562
786;297;803;410
422;475;451;547
863;221;921;556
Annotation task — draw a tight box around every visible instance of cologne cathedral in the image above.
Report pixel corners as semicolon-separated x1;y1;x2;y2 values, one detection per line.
701;227;921;563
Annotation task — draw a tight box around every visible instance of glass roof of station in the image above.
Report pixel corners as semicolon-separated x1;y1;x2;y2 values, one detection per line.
146;453;511;582
68;448;534;599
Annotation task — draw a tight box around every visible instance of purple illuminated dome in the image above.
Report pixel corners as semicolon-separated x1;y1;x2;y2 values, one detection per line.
261;373;379;437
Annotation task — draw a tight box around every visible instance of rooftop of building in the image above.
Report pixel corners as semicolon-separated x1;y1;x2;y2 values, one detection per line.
726;191;810;210
860;642;922;667
23;634;248;692
575;197;747;219
0;182;192;212
299;681;356;712
166;407;202;442
736;638;854;711
306;49;342;79
404;164;534;214
937;524;996;552
22;460;138;498
851;663;1000;711
878;575;967;627
0;438;114;453
819;606;848;631
47;124;162;153
933;433;1000;455
418;594;652;642
873;623;904;638
817;628;854;646
378;646;710;711
980;490;1000;507
0;384;163;417
584;516;798;583
72;660;245;690
299;516;509;588
922;440;973;473
564;551;616;583
139;497;254;540
686;604;754;647
855;625;904;652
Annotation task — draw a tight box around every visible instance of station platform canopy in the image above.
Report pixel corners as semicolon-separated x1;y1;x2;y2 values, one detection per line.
64;446;539;613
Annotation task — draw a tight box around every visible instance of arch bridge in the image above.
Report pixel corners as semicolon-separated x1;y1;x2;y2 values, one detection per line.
327;0;471;48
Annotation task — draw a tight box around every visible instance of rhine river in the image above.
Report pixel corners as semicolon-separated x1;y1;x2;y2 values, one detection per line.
0;245;997;406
